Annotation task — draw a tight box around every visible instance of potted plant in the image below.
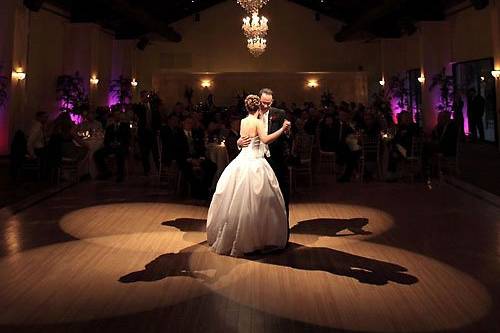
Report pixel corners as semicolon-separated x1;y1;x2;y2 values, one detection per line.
56;71;89;121
430;67;454;112
387;73;409;111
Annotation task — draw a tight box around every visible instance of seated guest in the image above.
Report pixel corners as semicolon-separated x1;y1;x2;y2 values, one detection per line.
27;111;49;160
291;119;314;164
192;112;205;133
387;111;418;179
46;112;88;181
360;112;381;138
171;102;187;120
337;110;361;182
304;108;319;136
319;114;338;152
78;111;103;135
225;117;241;162
175;117;216;200
49;113;88;162
319;111;360;182
206;121;222;142
94;110;131;182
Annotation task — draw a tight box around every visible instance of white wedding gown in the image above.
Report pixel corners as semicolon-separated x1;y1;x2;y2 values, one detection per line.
207;137;288;256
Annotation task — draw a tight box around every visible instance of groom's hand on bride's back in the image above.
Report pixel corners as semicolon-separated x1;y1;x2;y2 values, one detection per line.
237;136;252;149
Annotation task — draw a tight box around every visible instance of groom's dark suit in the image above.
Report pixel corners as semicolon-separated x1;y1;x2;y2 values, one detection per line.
264;107;290;234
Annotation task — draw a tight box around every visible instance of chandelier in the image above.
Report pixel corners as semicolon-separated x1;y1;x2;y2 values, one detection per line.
242;12;268;38
236;0;269;14
247;37;267;57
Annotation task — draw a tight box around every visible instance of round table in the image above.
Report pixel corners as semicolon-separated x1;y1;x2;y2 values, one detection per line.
81;136;104;179
206;143;229;188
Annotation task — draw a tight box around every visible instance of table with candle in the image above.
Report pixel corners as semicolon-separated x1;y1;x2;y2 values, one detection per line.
206;139;229;188
78;129;104;179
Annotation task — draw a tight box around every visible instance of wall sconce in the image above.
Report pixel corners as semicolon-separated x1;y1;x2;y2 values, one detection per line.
90;75;99;85
131;78;138;87
417;74;425;84
12;67;26;80
201;80;212;88
379;78;385;86
480;76;485;81
307;79;319;88
491;70;500;80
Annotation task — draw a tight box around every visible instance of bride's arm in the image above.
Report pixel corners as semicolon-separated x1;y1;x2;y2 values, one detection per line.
256;119;287;144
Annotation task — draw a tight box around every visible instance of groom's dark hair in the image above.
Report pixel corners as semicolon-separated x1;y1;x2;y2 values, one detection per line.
259;88;273;96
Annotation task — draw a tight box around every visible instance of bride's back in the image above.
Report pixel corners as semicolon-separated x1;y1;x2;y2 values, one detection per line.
239;116;265;158
240;116;259;138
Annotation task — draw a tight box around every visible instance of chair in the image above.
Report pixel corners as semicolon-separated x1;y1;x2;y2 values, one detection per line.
318;150;336;178
401;136;424;183
437;137;460;181
160;160;184;195
289;135;314;194
360;135;381;182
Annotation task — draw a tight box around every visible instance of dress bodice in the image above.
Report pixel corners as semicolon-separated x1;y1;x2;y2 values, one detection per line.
239;137;267;159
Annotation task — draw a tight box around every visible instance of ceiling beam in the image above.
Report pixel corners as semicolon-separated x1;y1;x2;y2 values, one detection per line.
108;0;182;42
334;0;405;42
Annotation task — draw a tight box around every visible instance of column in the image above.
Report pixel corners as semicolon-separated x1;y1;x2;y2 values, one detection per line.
419;21;452;134
491;1;500;149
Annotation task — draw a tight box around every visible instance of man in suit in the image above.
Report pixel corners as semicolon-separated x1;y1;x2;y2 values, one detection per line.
134;90;161;176
175;117;216;200
238;88;291;236
467;88;485;142
94;110;131;182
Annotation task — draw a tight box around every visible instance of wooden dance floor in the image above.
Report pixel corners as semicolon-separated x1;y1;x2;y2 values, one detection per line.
0;179;499;333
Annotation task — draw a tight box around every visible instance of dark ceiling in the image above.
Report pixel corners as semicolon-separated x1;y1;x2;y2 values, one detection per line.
25;0;486;44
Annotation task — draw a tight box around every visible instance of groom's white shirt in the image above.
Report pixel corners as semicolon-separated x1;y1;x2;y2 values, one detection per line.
261;111;271;157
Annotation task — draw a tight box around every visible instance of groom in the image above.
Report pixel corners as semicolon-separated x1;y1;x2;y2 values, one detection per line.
238;88;291;239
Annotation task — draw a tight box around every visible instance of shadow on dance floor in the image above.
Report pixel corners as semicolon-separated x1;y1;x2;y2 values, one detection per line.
121;218;417;286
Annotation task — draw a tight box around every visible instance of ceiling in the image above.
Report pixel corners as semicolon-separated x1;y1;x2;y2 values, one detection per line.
26;0;483;44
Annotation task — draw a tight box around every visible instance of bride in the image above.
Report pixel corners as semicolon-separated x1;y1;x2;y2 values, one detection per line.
207;95;291;257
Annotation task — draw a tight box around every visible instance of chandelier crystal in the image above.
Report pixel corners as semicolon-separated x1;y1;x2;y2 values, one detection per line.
247;37;267;57
242;12;268;38
236;0;269;14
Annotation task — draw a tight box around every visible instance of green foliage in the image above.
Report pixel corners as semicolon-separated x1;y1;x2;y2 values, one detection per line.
56;71;89;115
429;67;454;112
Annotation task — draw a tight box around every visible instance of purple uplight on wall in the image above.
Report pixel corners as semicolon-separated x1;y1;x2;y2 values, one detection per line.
463;103;470;135
390;99;403;124
108;94;119;108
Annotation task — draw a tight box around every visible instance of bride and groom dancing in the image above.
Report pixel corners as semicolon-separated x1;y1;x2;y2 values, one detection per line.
207;88;291;257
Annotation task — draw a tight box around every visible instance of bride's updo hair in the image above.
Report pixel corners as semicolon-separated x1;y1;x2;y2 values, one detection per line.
245;95;260;114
